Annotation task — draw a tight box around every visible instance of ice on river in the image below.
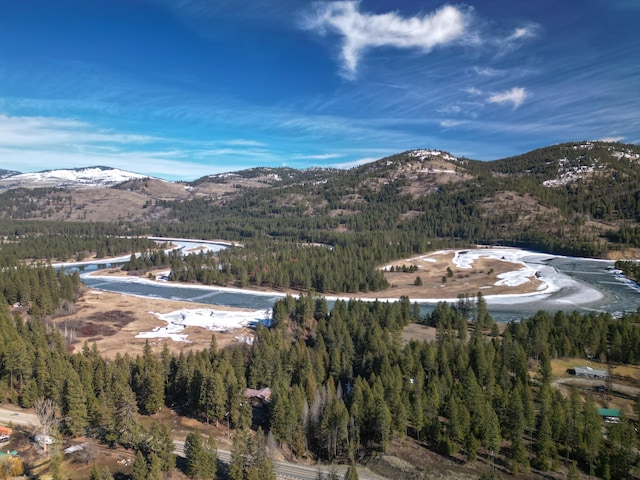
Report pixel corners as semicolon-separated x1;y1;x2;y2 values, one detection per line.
136;308;271;342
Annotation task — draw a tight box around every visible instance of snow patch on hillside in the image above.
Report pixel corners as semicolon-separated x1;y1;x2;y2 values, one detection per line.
543;157;605;187
612;150;640;162
408;149;459;163
6;167;148;187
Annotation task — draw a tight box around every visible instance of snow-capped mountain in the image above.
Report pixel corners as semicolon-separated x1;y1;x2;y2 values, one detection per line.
0;166;149;190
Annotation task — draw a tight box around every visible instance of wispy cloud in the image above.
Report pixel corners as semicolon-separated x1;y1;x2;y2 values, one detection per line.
440;119;466;128
496;23;540;55
0;113;279;180
223;139;267;147
464;86;483;96
292;153;343;160
331;157;377;169
506;25;538;42
473;66;500;77
487;87;529;109
0;114;155;147
302;2;472;77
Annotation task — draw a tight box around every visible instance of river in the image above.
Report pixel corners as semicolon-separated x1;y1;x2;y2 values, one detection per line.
69;241;640;323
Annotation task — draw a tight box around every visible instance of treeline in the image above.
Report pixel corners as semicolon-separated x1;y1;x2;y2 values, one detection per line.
615;260;640;285
608;224;640;248
0;234;158;264
129;240;389;293
0;264;80;316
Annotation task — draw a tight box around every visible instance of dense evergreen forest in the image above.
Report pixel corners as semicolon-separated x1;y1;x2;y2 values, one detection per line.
1;256;640;478
2;142;640;296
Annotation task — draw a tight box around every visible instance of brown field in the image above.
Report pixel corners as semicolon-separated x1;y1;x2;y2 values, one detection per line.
550;358;640;419
53;289;255;359
363;249;542;300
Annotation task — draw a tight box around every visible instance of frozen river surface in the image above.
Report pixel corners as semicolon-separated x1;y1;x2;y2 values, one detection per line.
77;244;640;323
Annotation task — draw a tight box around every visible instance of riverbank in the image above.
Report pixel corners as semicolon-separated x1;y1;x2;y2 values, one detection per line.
85;246;553;303
53;289;261;359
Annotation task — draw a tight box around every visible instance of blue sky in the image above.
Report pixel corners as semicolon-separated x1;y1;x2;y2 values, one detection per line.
0;0;638;180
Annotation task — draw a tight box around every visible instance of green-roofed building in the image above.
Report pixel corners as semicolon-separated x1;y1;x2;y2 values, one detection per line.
598;408;621;423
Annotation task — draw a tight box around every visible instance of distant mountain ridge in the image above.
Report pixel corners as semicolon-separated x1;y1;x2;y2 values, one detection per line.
0;166;149;190
1;141;640;258
0;168;21;180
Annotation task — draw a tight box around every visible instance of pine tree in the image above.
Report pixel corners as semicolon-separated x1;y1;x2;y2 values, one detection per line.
567;460;579;480
99;467;114;480
185;431;218;479
89;465;100;480
203;435;219;479
345;463;359;480
581;395;602;478
133;341;165;415
131;450;148;480
534;415;555;471
185;432;204;478
146;422;175;472
113;377;139;447
61;369;88;437
147;453;163;480
320;396;349;460
229;430;249;480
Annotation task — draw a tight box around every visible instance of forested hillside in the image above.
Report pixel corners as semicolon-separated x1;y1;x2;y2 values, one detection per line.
1;141;640;296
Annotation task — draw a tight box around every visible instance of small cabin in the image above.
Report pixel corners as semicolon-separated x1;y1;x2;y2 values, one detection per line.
570;366;609;379
597;408;621;423
244;387;272;406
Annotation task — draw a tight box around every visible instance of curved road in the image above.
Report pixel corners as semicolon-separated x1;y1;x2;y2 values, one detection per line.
0;406;387;480
0;406;39;429
174;440;388;480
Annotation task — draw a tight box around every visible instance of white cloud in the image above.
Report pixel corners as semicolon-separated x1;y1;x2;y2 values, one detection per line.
597;136;624;143
464;86;483;96
224;139;267;147
487;87;529;109
438;104;462;114
331;157;376;169
474;66;500;77
506;26;537;42
292;153;343;160
440;119;466;128
303;2;471;77
496;23;540;55
0;114;154;147
0;113;278;180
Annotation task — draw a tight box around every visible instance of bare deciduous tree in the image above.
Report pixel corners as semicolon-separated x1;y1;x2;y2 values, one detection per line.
34;397;60;453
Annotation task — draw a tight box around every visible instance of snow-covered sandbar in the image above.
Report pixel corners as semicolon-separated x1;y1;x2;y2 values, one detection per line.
136;308;271;342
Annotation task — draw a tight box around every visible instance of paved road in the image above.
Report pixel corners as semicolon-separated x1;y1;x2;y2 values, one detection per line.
553;376;640;398
0;406;39;429
174;440;388;480
0;408;387;480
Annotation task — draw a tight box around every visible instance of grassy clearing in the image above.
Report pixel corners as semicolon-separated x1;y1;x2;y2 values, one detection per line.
551;357;640;382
